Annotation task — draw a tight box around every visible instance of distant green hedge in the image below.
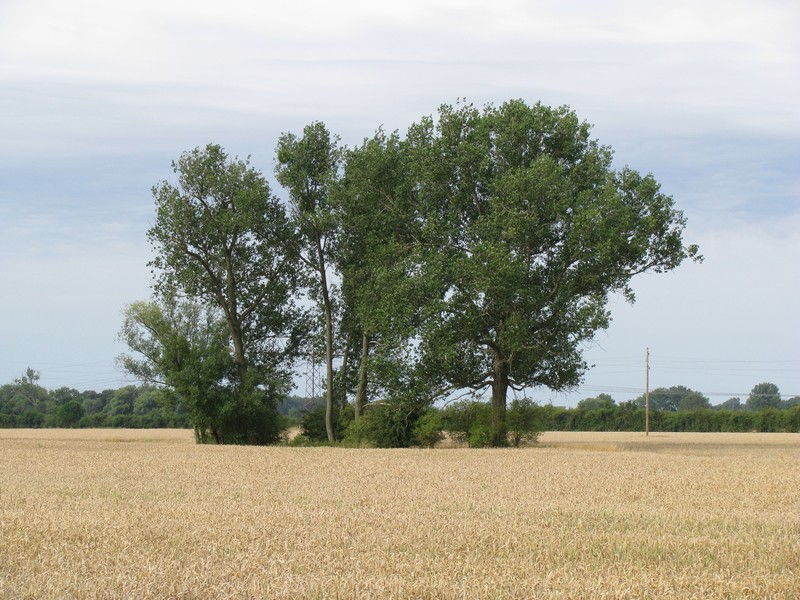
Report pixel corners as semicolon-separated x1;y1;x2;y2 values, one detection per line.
0;412;190;429
539;405;800;433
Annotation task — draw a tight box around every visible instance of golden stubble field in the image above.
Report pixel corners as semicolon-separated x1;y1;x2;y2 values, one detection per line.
1;430;798;599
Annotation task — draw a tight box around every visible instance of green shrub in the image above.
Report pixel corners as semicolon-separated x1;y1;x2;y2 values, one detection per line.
440;400;493;447
507;398;542;447
341;416;376;448
412;410;444;448
468;419;493;448
342;399;426;448
299;402;353;442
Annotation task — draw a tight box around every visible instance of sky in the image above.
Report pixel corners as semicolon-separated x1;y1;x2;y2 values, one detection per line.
1;0;798;405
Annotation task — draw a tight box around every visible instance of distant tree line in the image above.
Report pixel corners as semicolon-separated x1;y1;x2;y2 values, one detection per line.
2;369;797;440
541;383;800;433
0;368;187;429
538;404;800;434
0;368;306;431
621;382;799;412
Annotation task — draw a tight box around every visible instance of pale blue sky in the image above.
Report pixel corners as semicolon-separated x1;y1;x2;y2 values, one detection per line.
1;0;798;402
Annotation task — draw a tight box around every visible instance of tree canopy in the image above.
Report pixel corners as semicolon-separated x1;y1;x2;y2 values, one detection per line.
577;394;616;410
747;382;781;411
399;100;699;445
635;385;708;412
133;144;305;442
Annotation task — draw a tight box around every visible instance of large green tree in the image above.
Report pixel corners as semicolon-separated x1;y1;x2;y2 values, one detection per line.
404;100;700;446
677;391;711;411
276;123;342;441
143;144;303;442
635;385;703;412
335;129;436;421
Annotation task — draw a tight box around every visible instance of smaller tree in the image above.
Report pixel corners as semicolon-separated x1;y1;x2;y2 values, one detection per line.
507;397;542;447
105;386;138;416
119;295;286;444
782;396;800;409
276;123;342;442
57;401;85;427
677;391;711;411
412;410;445;448
133;387;164;416
50;387;81;406
747;382;781;411
577;393;615;410
718;397;743;411
10;368;49;413
635;386;702;412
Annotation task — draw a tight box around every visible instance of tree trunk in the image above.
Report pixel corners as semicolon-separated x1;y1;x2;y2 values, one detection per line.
318;243;336;443
229;319;248;381
338;329;352;412
354;331;369;420
223;246;248;382
490;352;510;447
323;305;335;442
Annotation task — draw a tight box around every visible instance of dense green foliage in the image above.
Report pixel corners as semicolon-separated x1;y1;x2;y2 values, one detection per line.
539;403;800;433
115;100;713;445
0;370;188;429
121;145;306;444
0;369;309;431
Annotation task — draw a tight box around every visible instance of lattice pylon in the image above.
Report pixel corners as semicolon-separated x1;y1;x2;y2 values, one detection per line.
304;353;321;411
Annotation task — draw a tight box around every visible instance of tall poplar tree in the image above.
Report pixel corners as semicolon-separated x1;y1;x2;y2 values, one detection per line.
276;123;342;441
144;144;303;442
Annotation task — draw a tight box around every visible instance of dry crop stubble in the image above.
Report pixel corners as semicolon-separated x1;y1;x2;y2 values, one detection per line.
1;429;798;598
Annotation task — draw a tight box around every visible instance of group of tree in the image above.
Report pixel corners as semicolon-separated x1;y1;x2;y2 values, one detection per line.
0;368;313;431
119;98;702;447
619;382;800;412
0;368;189;429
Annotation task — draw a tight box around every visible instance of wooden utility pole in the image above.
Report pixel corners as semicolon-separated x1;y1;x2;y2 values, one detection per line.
645;347;650;437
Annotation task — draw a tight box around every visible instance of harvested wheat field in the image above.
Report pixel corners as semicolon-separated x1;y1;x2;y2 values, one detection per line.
1;430;798;599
